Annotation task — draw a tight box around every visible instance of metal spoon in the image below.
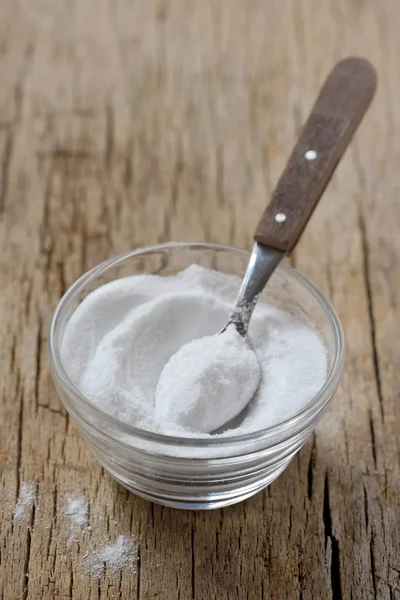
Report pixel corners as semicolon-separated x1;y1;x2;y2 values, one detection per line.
211;57;377;433
156;57;376;434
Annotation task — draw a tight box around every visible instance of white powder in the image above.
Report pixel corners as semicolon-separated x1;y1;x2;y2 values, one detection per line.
61;265;327;437
65;495;88;540
155;325;260;432
81;535;136;578
13;482;36;521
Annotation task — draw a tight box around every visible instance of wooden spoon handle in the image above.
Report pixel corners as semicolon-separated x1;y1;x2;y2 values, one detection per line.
254;57;377;252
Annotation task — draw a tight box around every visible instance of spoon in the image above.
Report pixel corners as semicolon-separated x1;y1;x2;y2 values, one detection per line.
155;57;377;434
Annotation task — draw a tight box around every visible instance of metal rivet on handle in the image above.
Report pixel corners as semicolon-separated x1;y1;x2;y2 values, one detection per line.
305;150;317;160
275;213;286;223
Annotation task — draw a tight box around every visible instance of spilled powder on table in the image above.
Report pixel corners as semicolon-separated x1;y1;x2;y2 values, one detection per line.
13;482;36;521
80;535;137;578
65;495;88;540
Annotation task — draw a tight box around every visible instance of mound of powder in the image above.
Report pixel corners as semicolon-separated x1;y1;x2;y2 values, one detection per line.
80;535;136;578
155;326;260;432
65;495;88;540
60;265;327;436
13;482;36;521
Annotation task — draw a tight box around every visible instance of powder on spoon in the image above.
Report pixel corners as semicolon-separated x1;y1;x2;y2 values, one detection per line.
154;325;260;432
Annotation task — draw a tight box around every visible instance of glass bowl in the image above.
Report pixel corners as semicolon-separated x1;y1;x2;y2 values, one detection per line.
48;242;345;510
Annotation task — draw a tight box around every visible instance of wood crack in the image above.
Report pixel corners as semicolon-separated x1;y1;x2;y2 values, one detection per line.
191;520;196;600
57;260;66;297
37;149;97;160
136;541;141;600
123;138;133;190
35;318;43;409
363;485;369;532
15;372;23;498
22;491;36;600
298;548;304;600
10;333;17;372
368;409;378;469
170;151;184;213
323;474;343;600
359;212;385;422
216;145;224;208
330;537;343;600
69;568;74;599
307;433;316;500
0;83;24;213
105;104;114;171
0;126;14;213
37;403;66;416
323;474;332;546
228;215;236;246
24;279;33;319
370;535;377;598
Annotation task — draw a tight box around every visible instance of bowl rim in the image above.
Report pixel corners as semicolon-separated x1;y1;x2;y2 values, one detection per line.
48;241;346;448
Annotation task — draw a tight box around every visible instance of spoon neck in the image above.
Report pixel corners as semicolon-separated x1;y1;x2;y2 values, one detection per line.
231;243;284;335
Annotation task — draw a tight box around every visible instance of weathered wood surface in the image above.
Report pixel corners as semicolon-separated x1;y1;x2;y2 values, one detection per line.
0;0;399;598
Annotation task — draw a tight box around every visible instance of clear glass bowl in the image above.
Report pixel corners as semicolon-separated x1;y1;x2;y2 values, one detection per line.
48;242;345;510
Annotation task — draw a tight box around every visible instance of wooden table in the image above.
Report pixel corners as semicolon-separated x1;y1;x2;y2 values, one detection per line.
1;0;399;598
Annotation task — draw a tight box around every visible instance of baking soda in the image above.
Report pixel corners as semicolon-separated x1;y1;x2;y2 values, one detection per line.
65;495;88;540
61;265;327;436
81;535;137;578
13;482;36;521
155;325;260;432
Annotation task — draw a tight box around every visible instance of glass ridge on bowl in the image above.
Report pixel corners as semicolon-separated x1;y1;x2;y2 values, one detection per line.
48;242;345;510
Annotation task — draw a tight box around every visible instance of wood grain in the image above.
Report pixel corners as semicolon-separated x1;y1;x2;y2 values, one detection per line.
0;1;399;599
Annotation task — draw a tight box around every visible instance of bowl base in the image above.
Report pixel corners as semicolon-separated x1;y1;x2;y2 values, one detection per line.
103;461;290;510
